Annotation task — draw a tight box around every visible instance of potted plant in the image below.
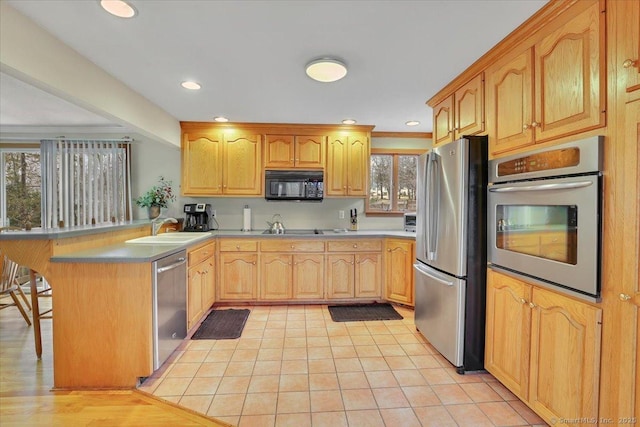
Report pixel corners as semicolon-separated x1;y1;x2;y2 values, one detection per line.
134;176;176;219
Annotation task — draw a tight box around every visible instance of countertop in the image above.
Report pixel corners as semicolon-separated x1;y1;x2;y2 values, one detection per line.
4;225;415;263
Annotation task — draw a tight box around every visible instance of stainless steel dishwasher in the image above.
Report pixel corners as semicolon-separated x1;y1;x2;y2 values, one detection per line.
153;250;187;370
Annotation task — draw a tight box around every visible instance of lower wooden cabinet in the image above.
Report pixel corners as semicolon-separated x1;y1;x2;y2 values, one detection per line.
187;242;215;330
384;239;415;306
485;269;602;426
326;252;382;299
219;252;258;300
261;253;325;300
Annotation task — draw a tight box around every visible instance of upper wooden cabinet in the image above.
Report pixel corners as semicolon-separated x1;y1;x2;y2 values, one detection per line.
182;130;262;196
264;134;325;169
432;73;485;146
616;0;640;101
486;0;605;156
326;132;369;196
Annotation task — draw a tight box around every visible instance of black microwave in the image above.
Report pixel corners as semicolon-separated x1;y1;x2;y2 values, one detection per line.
265;170;323;202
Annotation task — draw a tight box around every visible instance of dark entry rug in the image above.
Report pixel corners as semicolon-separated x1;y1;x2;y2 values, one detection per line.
191;309;250;340
328;303;403;322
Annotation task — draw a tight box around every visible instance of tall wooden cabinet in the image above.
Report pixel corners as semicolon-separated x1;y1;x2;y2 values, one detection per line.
432;73;485;146
485;269;602;426
384;239;414;306
326;132;369;196
264;134;325;169
486;0;605;156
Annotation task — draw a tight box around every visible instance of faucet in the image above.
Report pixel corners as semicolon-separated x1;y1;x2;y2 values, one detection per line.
152;217;178;236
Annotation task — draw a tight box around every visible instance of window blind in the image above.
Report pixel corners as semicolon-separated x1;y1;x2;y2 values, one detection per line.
40;139;132;228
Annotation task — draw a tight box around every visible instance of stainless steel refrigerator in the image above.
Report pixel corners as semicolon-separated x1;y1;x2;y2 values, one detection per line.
414;135;488;373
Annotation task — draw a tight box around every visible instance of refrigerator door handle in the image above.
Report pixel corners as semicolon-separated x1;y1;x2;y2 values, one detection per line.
424;152;433;259
427;154;440;260
413;263;454;287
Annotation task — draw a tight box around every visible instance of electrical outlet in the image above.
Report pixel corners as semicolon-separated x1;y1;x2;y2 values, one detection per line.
212;210;216;218
339;210;345;219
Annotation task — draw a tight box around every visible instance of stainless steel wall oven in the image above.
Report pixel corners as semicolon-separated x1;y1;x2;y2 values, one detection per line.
487;136;603;302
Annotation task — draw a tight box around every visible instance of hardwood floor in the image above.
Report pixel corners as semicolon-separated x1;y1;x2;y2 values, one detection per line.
0;295;230;426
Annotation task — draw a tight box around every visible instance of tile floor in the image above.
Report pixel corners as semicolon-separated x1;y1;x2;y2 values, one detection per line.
140;304;548;427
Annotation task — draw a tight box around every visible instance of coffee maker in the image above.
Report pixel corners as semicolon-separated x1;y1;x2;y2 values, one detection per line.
183;203;212;232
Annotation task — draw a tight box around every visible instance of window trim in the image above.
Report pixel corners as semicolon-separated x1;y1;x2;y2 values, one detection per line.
366;148;426;216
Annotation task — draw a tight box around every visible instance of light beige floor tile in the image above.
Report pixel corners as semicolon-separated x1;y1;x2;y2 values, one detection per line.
392;369;427;386
387;325;414;335
248;375;280;393
188;340;216;351
178;394;213;415
307;346;332;360
309;373;339;390
402;385;441;407
178;350;209;363
508;399;547;425
237;339;262;350
334;357;363;373
216;375;251;394
243;320;267;330
487;380;520;401
239;329;264;339
460;381;504;402
205;349;234;363
308;359;335;374
373;334;398;345
275;412;311;427
311;411;348;427
262;328;285;338
310;390;345;412
355;345;383;358
284;337;307;348
184;376;221;395
378;344;406;357
266;320;286;329
413;405;458;426
331;345;358;358
379;407;421;427
350;335;376;345
365;370;399;388
285;328;306;338
385;355;416;370
337;371;370;390
242;391;278;415
367;325;392;335
281;359;308;374
276;391;311;413
346;326;370;336
231;349;259;362
214;416;239;426
238;414;275;427
306;328;328;337
346;409;385;427
153;377;192;397
282;347;308;360
372;387;410;408
166;362;201;378
257;347;283;361
224;361;255;376
195;362;227;377
446;367;485;383
446;403;494;426
419;367;457;385
478;401;528;426
431;383;473;405
306;336;330;347
409;354;442;369
214;340;239;350
279;374;309;392
342;388;378;410
360;357;390;371
159;395;182;404
329;335;354;346
253;360;281;375
207;393;246;417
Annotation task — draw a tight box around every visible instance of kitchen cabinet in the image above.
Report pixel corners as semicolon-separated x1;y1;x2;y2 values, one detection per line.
485;269;602;426
259;240;325;300
432;73;485;146
486;0;605;156
264;134;325;169
187;242;215;330
326;240;382;299
326;132;369;196
384;239;414;306
218;239;258;300
181;130;262;196
617;0;640;102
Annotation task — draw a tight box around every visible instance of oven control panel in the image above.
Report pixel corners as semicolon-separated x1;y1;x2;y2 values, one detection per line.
497;147;580;176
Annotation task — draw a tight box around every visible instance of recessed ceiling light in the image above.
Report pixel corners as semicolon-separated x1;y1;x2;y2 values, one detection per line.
181;81;201;90
213;116;229;122
305;58;347;83
342;119;357;125
100;0;137;18
405;120;420;126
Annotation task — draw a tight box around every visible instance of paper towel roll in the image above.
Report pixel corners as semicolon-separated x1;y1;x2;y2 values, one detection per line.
242;206;251;231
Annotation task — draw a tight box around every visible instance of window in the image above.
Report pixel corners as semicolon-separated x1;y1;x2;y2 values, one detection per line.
1;146;42;228
367;149;421;215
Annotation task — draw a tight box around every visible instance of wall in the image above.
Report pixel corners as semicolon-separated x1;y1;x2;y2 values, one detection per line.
132;135;431;231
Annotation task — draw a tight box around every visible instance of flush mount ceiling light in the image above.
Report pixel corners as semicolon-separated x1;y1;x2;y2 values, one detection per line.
405;120;420;126
181;81;201;90
305;58;347;83
100;0;137;18
342;119;357;125
213;116;229;123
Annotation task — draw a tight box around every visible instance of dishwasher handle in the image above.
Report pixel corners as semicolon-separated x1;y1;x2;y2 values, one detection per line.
156;257;186;273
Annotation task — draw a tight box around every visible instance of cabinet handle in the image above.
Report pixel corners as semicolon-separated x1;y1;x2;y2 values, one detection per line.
529;302;536;308
353;244;357;248
351;261;354;265
519;298;526;304
387;249;391;252
523;124;530;130
236;245;240;250
291;245;295;249
620;293;632;301
290;158;294;161
252;262;256;265
623;59;638;68
295;158;299;162
531;121;540;128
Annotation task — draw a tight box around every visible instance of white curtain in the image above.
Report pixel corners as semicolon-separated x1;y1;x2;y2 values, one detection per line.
40;139;132;228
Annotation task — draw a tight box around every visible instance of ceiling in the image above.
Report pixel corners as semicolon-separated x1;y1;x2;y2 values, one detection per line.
1;0;548;135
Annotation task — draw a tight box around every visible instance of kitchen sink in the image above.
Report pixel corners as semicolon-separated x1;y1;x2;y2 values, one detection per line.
125;232;211;244
261;229;324;235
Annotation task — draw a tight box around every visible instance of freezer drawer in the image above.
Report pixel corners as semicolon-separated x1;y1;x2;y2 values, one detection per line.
413;262;465;367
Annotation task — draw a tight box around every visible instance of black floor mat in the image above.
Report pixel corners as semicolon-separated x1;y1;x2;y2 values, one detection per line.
191;309;250;340
328;303;403;322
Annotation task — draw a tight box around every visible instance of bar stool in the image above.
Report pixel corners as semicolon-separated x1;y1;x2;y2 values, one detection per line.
0;253;32;326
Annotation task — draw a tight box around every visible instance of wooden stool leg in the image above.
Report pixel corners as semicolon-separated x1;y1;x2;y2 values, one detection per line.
29;269;42;359
15;283;32;311
9;291;31;326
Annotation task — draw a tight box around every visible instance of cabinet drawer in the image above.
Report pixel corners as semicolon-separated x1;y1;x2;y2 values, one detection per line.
327;240;382;252
219;239;258;252
260;240;325;252
189;242;215;266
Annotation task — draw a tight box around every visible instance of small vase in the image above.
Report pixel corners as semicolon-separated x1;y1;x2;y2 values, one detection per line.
148;205;161;220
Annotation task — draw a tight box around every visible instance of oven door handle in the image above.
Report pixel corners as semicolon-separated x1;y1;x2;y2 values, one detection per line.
488;181;593;193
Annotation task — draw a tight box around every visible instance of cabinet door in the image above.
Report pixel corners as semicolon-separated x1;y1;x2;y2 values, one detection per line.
201;257;215;311
454;73;485;139
182;132;223;195
528;287;602;425
534;1;605;142
187;266;204;329
484;270;532;401
219;253;257;300
295;135;325;168
385;240;414;305
355;253;382;299
264;135;295;168
617;0;640;100
260;254;292;300
223;133;262;195
326;254;354;298
433;95;454;146
292;254;324;299
486;48;535;155
326;136;348;196
346;133;369;196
